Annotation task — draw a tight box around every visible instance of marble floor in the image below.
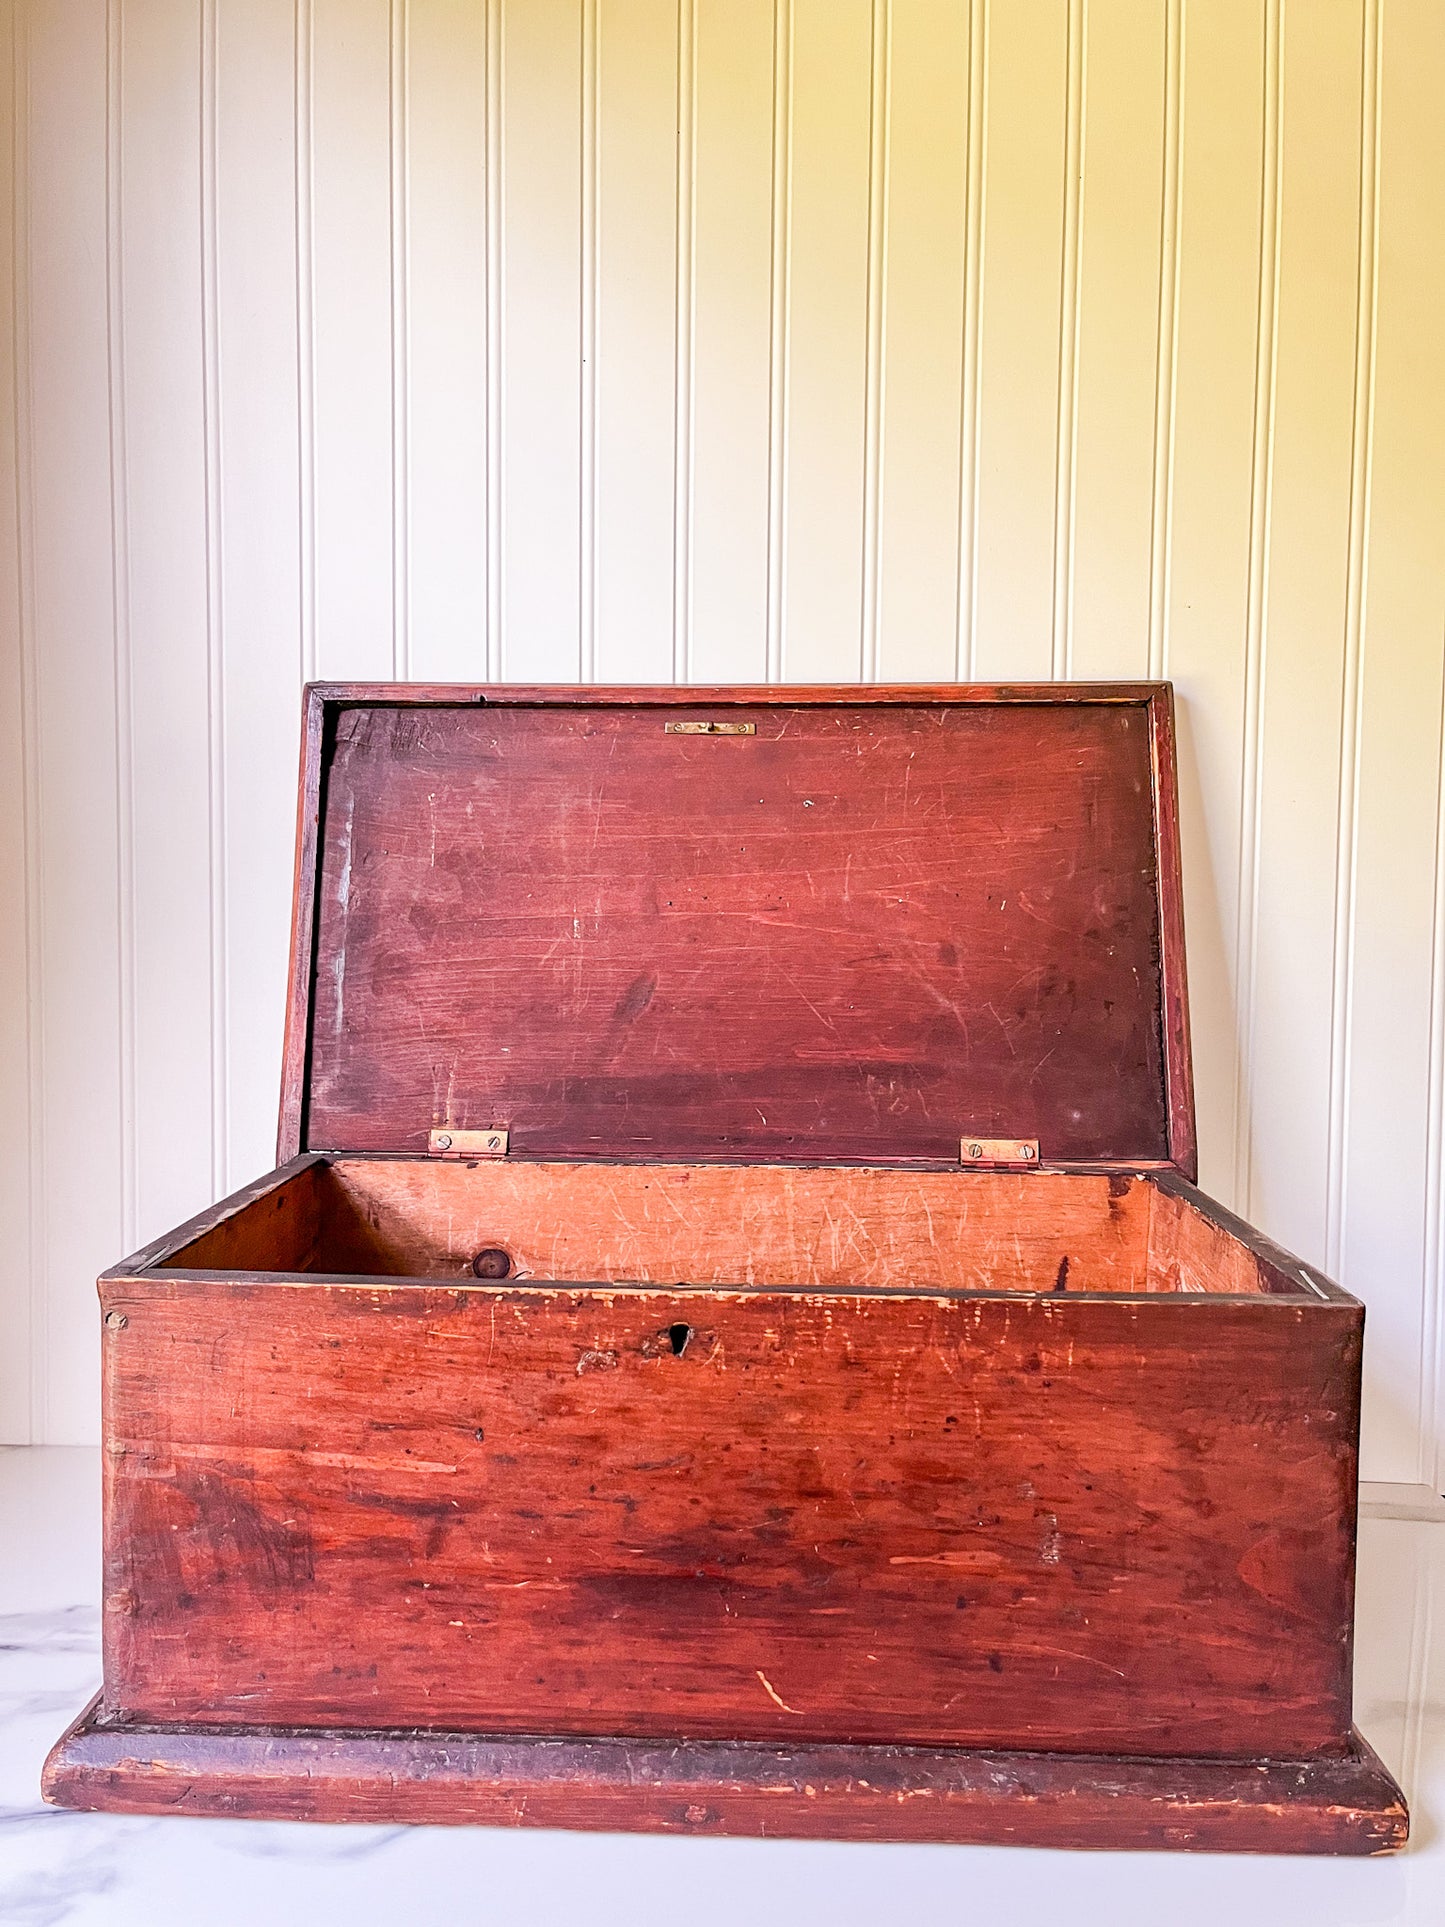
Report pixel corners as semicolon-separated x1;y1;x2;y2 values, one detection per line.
3;1446;1444;1927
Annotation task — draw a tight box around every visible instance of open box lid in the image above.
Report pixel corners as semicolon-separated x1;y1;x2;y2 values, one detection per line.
280;685;1194;1176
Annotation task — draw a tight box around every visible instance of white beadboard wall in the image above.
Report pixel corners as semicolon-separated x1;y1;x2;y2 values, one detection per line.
2;0;1444;1472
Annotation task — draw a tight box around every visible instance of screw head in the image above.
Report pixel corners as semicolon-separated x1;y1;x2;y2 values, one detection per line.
434;1132;453;1150
485;1134;502;1151
1020;1143;1037;1161
967;1142;984;1159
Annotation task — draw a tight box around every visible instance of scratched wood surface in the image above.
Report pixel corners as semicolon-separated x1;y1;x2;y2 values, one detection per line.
45;1699;1408;1852
99;1272;1359;1756
159;1159;1297;1299
300;695;1176;1166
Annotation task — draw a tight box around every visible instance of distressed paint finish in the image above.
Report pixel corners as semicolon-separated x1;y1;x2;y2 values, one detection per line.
156;1158;1288;1301
45;681;1407;1849
45;1702;1408;1853
293;686;1191;1172
97;1266;1358;1758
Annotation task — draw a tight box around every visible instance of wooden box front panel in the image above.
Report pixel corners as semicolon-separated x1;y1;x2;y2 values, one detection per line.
101;1276;1359;1758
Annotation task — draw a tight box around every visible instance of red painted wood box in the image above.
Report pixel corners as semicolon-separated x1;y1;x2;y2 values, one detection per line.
45;684;1408;1852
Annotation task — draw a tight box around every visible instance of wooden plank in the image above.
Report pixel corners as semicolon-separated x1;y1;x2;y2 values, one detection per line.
1149;1169;1348;1302
117;0;217;1241
498;0;583;678
1163;0;1266;1206
190;1160;1159;1294
778;0;873;681
1342;0;1445;1481
299;680;1167;705
297;696;1175;1165
276;687;326;1162
971;0;1069;677
0;0;30;1438
406;0;491;679
44;1699;1408;1852
101;1154;322;1276
99;1275;1359;1755
215;0;307;1193
311;0;394;676
688;0;774;683
1066;0;1166;678
594;0;679;682
1150;686;1197;1179
871;0;969;681
24;0;124;1440
1245;1;1362;1258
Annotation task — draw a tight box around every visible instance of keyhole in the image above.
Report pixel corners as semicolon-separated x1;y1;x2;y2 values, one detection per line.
471;1247;512;1279
668;1322;692;1357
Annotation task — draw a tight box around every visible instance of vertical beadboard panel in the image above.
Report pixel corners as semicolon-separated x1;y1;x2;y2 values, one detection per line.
688;0;772;682
311;0;393;675
6;0;1445;1476
215;0;303;1186
593;0;679;682
499;0;582;679
971;0;1068;678
777;0;872;681
22;0;123;1441
1245;0;1362;1259
1347;0;1445;1483
406;0;489;679
0;0;32;1439
872;0;968;683
1066;0;1166;679
115;0;217;1244
1164;0;1267;1206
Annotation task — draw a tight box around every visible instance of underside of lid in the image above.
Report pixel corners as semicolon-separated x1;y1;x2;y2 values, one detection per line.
280;685;1194;1175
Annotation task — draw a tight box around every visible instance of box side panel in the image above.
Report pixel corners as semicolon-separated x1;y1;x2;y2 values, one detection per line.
100;1279;1359;1757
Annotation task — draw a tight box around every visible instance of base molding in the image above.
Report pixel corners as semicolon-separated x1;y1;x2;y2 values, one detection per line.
44;1698;1407;1854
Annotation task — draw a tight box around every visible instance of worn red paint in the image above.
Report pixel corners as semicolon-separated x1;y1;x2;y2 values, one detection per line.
43;685;1403;1851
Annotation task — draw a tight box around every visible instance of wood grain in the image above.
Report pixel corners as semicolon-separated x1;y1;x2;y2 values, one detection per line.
99;1272;1359;1757
157;1159;1304;1300
288;688;1188;1168
58;681;1397;1849
44;1699;1408;1853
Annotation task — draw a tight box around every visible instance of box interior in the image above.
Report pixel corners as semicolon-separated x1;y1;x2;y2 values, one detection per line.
156;1160;1306;1299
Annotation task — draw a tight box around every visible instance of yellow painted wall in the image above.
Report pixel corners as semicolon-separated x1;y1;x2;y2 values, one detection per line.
1;0;1443;1478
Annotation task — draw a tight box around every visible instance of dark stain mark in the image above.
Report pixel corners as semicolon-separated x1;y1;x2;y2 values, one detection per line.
987;1652;1005;1674
1108;1172;1131;1200
347;1490;461;1528
615;974;657;1024
1053;1255;1070;1293
176;1472;315;1595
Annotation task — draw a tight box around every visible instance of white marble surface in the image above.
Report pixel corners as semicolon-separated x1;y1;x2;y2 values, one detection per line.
3;1446;1444;1927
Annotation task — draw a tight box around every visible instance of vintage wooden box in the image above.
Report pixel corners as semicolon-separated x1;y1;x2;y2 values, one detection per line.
45;683;1407;1853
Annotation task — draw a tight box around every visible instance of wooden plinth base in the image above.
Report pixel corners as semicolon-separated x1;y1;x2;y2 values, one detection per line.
44;1698;1407;1854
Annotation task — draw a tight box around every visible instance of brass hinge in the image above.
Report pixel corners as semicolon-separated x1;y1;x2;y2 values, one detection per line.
960;1137;1040;1167
429;1128;509;1158
664;719;756;736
